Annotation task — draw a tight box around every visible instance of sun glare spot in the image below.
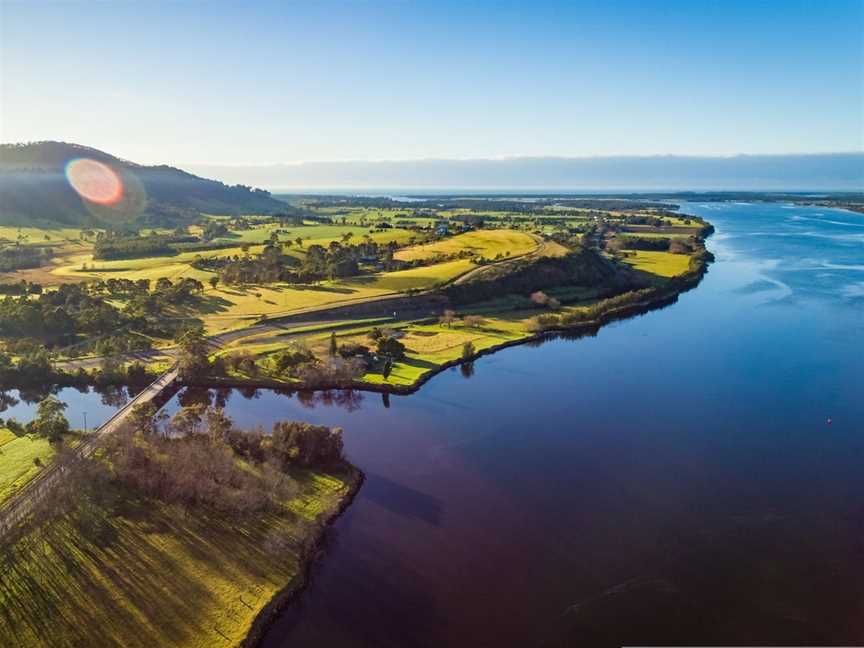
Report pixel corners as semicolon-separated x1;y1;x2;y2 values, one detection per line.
65;158;124;205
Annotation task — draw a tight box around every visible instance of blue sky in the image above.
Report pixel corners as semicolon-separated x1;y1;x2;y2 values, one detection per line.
1;0;862;165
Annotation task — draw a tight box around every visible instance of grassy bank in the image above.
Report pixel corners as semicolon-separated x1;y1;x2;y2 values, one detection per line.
0;461;360;648
204;246;711;395
0;428;55;505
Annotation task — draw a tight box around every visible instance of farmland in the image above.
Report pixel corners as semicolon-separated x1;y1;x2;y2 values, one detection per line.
622;250;693;277
0;196;710;352
395;229;537;262
0;457;358;648
0;428;55;505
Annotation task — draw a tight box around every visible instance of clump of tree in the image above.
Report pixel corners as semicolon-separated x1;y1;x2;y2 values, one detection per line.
0;245;52;272
266;420;344;467
269;342;366;387
613;235;671;251
272;343;316;376
201;220;230;240
194;238;402;286
26;396;70;443
365;328;406;381
92;231;196;260
375;335;406;360
292;357;367;387
0;282;125;346
193;244;301;284
176;327;213;381
106;404;345;514
338;342;373;364
439;309;457;327
0;276;207;350
443;248;627;305
669;236;703;255
0;280;42;296
224;350;260;376
462;315;485;329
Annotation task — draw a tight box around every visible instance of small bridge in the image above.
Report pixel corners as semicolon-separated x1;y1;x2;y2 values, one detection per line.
0;367;180;538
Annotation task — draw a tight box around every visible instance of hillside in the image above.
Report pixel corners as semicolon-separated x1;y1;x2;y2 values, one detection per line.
0;142;287;227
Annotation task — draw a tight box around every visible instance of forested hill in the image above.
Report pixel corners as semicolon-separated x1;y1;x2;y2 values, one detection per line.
0;142;287;227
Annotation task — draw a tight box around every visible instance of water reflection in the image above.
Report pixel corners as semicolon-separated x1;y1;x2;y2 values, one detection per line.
459;361;475;378
0;391;19;412
166;386;367;418
0;383;134;429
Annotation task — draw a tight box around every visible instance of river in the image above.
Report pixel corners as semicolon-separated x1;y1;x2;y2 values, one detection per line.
13;201;864;646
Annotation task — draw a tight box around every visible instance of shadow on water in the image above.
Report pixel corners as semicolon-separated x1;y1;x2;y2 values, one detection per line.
272;513;449;648
360;473;444;526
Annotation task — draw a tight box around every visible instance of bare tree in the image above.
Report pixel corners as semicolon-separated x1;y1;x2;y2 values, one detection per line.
439;309;457;328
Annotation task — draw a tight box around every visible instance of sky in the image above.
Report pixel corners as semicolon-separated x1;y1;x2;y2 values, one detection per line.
1;0;862;167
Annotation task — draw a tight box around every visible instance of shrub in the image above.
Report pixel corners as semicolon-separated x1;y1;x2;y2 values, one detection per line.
272;344;315;375
376;335;406;360
439;309;457;327
462;315;485;328
271;421;344;467
293;357;365;387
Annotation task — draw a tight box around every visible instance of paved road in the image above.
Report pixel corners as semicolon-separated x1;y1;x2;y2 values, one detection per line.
0;368;179;537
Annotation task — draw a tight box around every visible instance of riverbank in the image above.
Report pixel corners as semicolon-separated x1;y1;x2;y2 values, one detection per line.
188;250;712;396
0;456;362;648
241;465;364;647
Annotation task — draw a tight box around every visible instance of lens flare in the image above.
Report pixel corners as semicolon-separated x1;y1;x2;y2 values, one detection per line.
65;158;124;205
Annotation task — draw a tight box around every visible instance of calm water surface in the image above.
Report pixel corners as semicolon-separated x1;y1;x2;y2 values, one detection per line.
0;385;131;430
144;203;864;645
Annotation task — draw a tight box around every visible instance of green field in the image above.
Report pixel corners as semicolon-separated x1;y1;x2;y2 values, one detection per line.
205;258;478;334
196;259;475;334
0;465;356;648
0;208;707;346
343;258;475;292
361;318;530;386
33;222;415;287
623;250;692;277
0;429;55;505
620;231;690;239
0;225;85;244
395;229;537;262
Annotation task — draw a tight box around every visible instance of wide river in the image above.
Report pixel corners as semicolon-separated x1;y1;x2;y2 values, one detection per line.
15;202;864;646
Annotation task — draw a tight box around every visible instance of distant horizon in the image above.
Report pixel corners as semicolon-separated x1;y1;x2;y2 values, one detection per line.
264;188;862;196
183;152;864;192
3;141;860;192
3;1;861;164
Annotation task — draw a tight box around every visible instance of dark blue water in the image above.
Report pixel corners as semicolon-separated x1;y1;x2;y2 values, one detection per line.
171;202;864;646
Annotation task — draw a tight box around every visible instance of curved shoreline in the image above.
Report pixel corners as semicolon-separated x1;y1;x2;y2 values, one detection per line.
241;464;365;648
186;258;711;398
